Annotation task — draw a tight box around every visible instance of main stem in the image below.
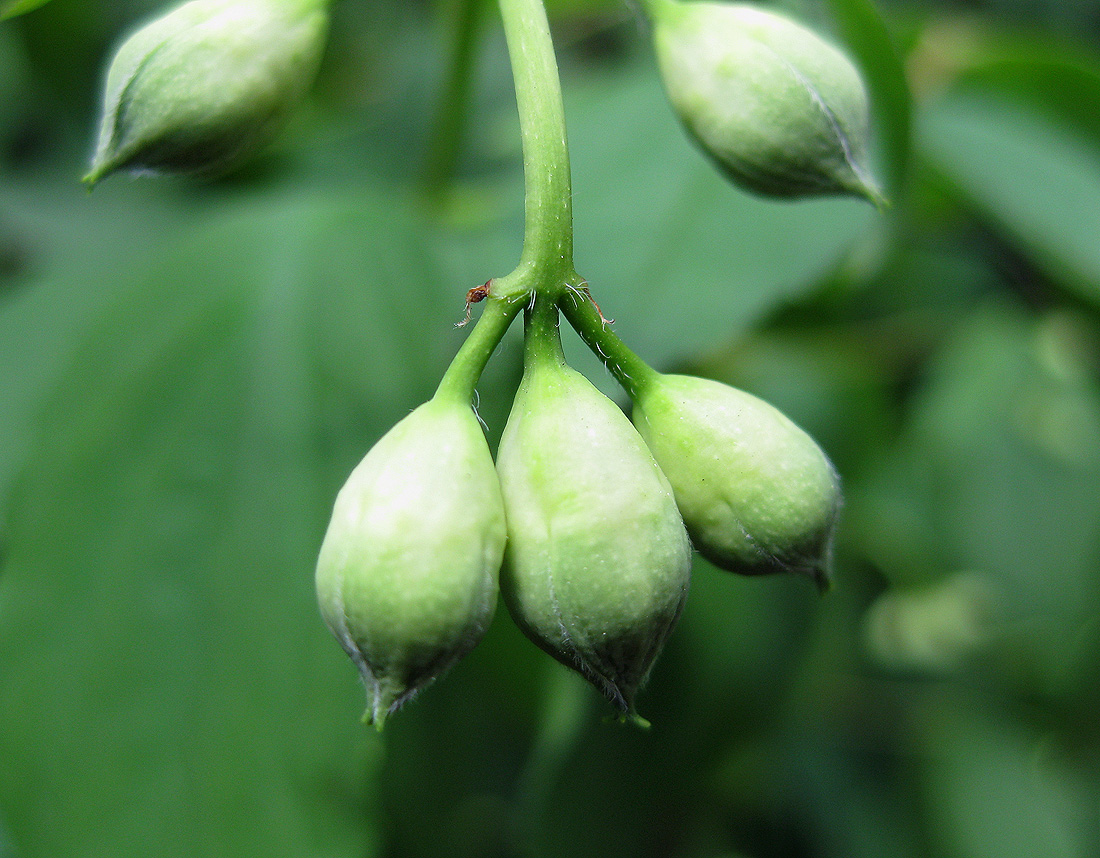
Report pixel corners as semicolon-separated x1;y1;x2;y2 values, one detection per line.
434;0;577;403
497;0;574;290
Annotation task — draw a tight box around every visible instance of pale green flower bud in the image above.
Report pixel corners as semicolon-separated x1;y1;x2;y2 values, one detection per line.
650;0;883;203
315;399;506;728
496;318;691;724
86;0;328;186
632;374;840;588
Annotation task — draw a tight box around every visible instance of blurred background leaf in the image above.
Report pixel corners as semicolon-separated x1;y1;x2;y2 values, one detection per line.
0;0;54;21
2;0;1100;857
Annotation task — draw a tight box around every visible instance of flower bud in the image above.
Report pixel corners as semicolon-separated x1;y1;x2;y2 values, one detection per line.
632;374;840;588
85;0;328;186
650;0;883;203
315;399;506;728
496;339;691;723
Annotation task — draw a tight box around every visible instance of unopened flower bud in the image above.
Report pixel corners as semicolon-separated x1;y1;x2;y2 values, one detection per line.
496;314;691;723
632;374;840;588
315;398;506;728
650;0;883;203
86;0;328;186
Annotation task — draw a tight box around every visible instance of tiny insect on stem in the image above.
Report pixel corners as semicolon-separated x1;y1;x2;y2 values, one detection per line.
457;280;492;328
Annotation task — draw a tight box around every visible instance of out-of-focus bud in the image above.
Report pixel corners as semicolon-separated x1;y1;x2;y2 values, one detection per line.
496;313;691;725
863;573;998;673
632;373;840;589
649;0;884;204
315;398;506;728
85;0;328;186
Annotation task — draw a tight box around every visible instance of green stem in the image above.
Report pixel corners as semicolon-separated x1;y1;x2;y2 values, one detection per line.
433;294;525;405
497;0;575;293
432;0;578;403
558;285;657;399
422;0;483;199
522;292;567;370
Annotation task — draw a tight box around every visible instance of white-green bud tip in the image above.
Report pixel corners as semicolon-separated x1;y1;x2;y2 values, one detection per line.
85;0;329;186
651;0;884;205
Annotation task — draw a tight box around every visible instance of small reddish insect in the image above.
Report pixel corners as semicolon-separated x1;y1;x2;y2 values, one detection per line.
457;280;492;327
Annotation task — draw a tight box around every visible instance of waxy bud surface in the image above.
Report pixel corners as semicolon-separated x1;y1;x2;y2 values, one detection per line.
633;374;840;588
86;0;328;185
315;399;506;727
496;351;691;721
651;0;882;203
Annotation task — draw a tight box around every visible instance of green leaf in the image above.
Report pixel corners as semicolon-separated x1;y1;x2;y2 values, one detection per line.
919;18;1100;152
0;25;29;122
917;699;1092;858
921;93;1100;307
0;174;197;512
881;301;1100;690
0;0;53;20
0;186;455;857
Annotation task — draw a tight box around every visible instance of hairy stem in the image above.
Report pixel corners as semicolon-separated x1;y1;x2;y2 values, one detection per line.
522;292;567;370
434;294;525;405
558;285;657;399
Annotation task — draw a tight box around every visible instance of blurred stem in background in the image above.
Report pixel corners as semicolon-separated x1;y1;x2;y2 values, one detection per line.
509;666;592;858
422;0;485;200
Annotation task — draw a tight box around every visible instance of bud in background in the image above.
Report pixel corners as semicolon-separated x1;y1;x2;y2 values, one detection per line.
315;399;506;728
863;573;998;674
632;374;840;589
649;0;884;204
86;0;329;186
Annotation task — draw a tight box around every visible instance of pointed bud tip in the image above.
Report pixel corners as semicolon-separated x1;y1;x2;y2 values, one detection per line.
361;708;386;732
845;171;890;210
82;167;104;190
812;565;833;595
605;709;653;730
626;711;652;730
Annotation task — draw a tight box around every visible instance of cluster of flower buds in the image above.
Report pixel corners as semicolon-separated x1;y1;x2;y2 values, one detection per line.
81;0;867;726
315;292;840;727
311;0;873;725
